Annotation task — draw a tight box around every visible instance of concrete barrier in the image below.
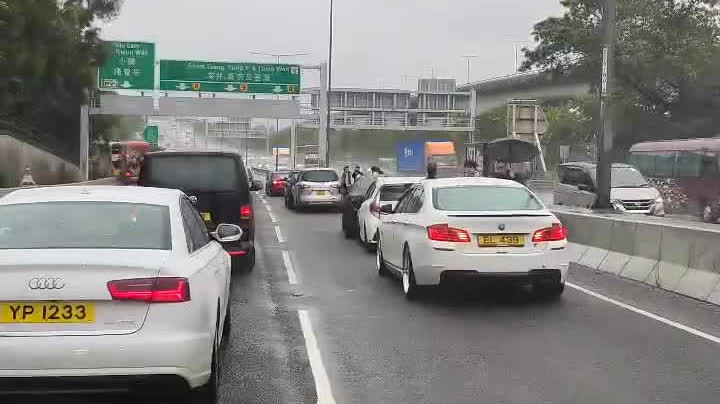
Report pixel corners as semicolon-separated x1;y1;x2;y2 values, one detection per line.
553;208;720;305
0;134;82;187
0;177;118;198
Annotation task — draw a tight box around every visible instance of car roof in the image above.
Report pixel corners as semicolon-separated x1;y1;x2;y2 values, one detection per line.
146;150;242;158
376;176;424;186
420;177;526;189
0;186;183;206
301;168;336;172
559;162;634;169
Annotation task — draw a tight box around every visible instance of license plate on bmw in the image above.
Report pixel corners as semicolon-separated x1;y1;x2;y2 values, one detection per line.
478;234;524;247
201;212;212;222
315;190;328;196
0;302;95;323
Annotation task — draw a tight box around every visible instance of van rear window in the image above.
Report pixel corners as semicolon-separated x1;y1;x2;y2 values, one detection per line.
145;155;240;192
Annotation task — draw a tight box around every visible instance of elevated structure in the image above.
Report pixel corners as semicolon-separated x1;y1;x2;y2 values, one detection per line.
302;78;472;132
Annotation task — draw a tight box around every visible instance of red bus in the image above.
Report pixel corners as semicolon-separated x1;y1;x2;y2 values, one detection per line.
110;141;151;183
629;137;720;221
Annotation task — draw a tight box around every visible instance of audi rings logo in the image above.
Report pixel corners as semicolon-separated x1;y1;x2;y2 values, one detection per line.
28;277;65;290
188;195;198;204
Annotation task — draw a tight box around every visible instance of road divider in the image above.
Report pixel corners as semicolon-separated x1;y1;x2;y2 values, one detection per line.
554;209;720;305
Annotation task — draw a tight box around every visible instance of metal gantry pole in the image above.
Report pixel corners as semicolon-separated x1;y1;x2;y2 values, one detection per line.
596;0;617;209
325;0;334;168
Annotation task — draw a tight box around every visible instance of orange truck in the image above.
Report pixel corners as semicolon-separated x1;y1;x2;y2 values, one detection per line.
425;141;458;175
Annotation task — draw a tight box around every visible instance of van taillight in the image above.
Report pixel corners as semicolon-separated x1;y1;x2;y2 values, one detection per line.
107;277;190;303
532;223;567;242
427;224;471;243
240;205;252;219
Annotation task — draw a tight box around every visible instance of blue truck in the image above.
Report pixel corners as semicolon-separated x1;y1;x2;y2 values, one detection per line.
395;140;458;174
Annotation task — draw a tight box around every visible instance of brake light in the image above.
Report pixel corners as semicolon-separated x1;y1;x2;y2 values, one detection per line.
240;205;252;219
107;277;190;303
273;180;282;185
124;171;133;177
532;223;567;242
370;202;381;217
427;224;471;243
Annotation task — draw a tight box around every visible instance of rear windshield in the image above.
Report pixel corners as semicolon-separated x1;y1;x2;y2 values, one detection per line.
380;184;414;201
144;155;241;192
433;186;543;211
302;170;338;182
0;202;171;250
272;172;290;179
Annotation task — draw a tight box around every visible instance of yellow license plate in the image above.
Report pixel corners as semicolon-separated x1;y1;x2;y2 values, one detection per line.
0;302;95;323
315;190;328;196
201;212;212;222
478;234;525;247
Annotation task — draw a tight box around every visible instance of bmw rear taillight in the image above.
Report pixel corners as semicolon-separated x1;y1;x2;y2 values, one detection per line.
240;205;252;219
107;277;190;303
427;224;471;243
370;202;381;218
532;223;567;242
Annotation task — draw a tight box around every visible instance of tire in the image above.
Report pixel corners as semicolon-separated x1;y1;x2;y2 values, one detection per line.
402;249;423;300
191;326;220;403
534;279;565;299
362;225;376;253
222;303;231;343
376;239;390;277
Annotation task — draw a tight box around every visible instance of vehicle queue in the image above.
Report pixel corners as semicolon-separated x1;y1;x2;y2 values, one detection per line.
267;163;570;300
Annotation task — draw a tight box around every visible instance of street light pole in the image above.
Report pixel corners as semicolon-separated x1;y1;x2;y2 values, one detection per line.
462;55;480;84
596;0;617;209
325;0;334;168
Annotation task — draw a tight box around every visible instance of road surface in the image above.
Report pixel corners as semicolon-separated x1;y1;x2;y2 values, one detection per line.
7;190;720;403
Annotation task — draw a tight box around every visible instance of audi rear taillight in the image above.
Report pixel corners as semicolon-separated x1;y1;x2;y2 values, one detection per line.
370;202;380;218
107;277;190;303
427;224;471;243
240;205;252;219
532;223;567;242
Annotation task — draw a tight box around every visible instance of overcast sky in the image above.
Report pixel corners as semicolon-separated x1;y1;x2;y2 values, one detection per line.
100;0;564;90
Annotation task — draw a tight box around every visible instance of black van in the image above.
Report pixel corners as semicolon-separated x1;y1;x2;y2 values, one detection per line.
139;151;255;271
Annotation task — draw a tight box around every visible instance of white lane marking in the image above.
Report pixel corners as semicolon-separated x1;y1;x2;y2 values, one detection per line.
274;226;285;243
269;212;278;223
567;282;720;345
281;250;298;284
264;203;273;212
298;310;337;404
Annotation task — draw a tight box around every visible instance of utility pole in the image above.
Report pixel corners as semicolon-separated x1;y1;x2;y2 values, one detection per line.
596;0;617;209
325;0;334;167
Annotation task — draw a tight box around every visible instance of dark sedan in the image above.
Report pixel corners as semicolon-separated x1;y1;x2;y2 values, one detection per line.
341;176;375;239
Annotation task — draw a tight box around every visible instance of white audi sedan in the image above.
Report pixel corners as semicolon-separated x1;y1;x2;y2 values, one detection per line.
0;186;237;400
376;177;569;299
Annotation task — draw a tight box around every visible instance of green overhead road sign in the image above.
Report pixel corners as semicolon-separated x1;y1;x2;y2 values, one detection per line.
98;41;155;90
143;125;159;147
159;60;301;94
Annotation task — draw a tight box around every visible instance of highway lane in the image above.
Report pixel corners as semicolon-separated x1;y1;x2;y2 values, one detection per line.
264;192;720;404
3;192;315;404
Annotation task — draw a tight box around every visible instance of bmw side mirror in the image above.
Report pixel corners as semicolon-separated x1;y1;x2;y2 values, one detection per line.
212;223;243;243
379;204;394;214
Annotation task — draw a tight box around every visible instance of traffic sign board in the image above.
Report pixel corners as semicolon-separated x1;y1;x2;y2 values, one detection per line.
98;41;155;90
143;125;159;147
159;60;301;94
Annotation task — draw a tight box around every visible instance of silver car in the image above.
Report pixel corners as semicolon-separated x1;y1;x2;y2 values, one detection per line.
286;168;342;210
553;162;665;215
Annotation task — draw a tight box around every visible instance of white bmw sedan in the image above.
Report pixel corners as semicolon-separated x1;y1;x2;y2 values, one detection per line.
376;177;569;299
0;186;236;400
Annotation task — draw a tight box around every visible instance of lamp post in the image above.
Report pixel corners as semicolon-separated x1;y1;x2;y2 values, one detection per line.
461;55;481;84
325;0;334;167
595;0;617;209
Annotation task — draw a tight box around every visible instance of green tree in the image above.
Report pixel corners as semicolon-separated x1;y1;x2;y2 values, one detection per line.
522;0;720;151
0;0;121;160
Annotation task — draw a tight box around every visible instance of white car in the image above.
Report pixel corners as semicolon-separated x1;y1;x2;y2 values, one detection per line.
357;176;423;251
376;177;569;299
0;186;237;400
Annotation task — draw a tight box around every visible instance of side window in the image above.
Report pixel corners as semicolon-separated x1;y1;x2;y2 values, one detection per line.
365;182;377;200
180;198;210;253
579;169;594;188
394;187;416;213
405;187;425;214
179;199;197;253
